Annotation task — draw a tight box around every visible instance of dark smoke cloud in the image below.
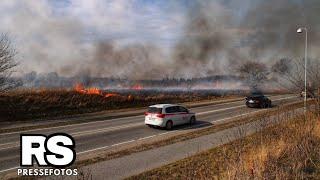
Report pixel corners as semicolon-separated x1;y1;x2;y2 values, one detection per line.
172;0;320;78
172;1;235;77
240;0;320;60
6;0;320;80
84;42;169;79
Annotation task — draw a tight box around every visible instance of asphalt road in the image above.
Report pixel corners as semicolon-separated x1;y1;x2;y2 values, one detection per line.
84;107;303;180
0;94;300;175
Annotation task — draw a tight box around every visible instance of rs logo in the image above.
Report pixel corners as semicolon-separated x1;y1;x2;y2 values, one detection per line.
20;133;76;167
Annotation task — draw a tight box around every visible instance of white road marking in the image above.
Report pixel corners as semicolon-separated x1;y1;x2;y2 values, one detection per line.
198;96;296;116
138;135;157;140
211;109;265;123
0;166;19;173
111;140;136;147
76;139;136;155
197;105;244;115
0;142;17;150
71;122;143;137
0;123;144;151
0;114;144;136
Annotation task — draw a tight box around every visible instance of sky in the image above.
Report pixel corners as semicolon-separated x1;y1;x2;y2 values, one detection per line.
0;0;188;76
0;0;318;79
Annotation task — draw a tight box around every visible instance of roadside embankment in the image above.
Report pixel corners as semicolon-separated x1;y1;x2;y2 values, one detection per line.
128;111;320;179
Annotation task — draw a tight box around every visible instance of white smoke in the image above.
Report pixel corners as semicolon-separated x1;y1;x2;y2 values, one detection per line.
0;0;184;78
1;0;320;80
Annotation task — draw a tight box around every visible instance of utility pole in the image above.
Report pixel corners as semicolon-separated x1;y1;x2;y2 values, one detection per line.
297;27;308;115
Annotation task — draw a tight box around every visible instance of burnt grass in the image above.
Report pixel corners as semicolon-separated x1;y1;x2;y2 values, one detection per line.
0;89;241;122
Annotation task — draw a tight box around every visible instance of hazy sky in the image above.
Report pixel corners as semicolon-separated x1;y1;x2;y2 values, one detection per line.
0;0;187;75
0;0;317;78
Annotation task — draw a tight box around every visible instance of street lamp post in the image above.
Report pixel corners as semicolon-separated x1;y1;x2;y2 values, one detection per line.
297;27;308;113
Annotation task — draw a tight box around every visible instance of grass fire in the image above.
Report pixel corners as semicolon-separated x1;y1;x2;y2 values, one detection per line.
0;87;245;122
74;83;120;98
1;1;320;179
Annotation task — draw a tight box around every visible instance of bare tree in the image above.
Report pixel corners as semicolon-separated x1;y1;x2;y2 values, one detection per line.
238;61;269;91
0;34;18;92
272;57;320;91
271;58;291;76
272;57;320;114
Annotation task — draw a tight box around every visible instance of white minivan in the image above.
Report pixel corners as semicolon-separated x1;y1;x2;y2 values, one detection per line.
144;104;196;130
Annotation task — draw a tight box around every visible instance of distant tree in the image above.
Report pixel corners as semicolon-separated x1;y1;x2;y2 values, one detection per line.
238;61;269;90
24;71;37;82
271;58;291;75
0;34;18;92
272;57;320;114
272;57;320;94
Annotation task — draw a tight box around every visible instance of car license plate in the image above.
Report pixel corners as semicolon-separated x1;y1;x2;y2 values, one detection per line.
149;117;155;121
249;100;254;103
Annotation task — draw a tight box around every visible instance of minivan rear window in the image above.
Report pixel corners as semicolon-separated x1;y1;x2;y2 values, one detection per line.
148;107;162;114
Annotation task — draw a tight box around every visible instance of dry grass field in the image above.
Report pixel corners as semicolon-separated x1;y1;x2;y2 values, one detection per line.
0;89;237;121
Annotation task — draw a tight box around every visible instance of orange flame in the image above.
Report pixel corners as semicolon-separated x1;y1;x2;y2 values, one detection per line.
75;83;86;93
105;93;119;98
86;87;103;95
74;83;102;95
74;83;121;98
132;84;143;90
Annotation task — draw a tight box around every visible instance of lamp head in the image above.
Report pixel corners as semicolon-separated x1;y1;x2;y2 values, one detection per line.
297;28;303;33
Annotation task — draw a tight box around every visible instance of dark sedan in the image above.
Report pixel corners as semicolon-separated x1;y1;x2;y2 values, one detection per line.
245;95;272;108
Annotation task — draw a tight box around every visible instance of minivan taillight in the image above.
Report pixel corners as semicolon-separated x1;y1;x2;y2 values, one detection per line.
156;114;165;118
144;112;149;116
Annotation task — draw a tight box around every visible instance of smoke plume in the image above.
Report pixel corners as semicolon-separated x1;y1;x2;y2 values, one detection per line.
84;42;169;79
173;0;320;78
1;0;320;80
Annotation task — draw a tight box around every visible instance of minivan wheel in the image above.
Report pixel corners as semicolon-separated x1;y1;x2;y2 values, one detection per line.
190;116;196;125
165;121;173;130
